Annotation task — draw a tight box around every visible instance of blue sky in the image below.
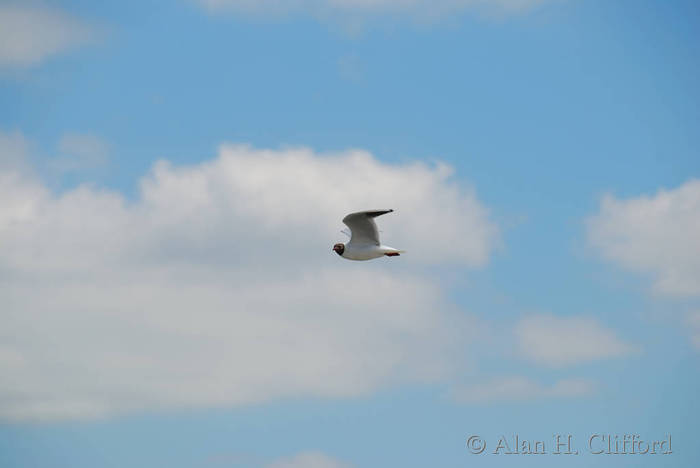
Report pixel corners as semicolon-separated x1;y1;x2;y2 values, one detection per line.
1;0;699;467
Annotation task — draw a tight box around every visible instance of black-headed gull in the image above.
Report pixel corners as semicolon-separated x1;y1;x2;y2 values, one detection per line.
333;209;403;261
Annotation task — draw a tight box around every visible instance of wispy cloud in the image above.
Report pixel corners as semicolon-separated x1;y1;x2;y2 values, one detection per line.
337;54;365;83
265;451;352;468
0;131;497;421
687;311;700;351
450;376;595;404
587;180;700;297
196;0;556;21
0;3;95;68
49;133;110;173
515;314;637;367
0;129;32;170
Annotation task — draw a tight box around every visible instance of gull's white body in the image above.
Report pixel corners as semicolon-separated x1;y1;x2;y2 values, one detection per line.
333;209;403;261
342;243;402;261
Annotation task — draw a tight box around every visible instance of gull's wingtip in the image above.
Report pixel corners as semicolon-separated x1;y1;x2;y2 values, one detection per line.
371;208;393;217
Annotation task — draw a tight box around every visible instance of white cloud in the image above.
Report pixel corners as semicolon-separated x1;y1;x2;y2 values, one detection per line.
50;133;110;173
450;376;595;403
586;180;700;297
515;314;636;367
0;132;497;421
266;451;351;468
196;0;554;19
0;3;95;68
0;131;46;229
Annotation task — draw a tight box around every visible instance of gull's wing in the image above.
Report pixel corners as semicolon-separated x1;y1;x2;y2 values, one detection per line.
342;209;393;246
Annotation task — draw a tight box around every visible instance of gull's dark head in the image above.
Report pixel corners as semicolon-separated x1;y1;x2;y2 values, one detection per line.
332;243;345;256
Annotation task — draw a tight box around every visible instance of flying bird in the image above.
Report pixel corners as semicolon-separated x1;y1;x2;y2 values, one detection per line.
333;209;403;261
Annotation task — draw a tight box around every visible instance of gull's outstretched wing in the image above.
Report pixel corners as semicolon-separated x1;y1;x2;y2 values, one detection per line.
342;209;393;246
